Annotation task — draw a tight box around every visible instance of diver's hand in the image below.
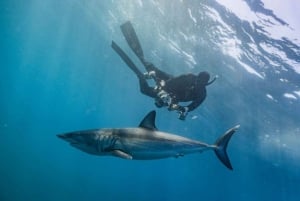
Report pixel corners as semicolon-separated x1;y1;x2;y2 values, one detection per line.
168;103;179;111
177;106;188;120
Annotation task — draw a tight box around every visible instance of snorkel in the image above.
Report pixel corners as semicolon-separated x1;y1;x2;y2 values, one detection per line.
206;75;218;86
197;71;217;86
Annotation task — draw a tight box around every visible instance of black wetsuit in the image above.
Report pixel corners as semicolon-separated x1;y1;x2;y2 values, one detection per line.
163;74;206;112
140;61;206;112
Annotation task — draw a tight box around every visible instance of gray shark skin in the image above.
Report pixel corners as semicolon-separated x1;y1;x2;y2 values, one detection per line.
57;111;239;170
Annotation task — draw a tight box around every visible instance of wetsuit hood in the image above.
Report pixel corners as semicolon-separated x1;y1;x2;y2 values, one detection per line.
197;71;210;85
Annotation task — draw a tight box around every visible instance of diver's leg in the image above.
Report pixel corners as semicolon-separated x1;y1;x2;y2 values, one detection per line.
141;59;173;81
112;41;157;98
138;79;157;98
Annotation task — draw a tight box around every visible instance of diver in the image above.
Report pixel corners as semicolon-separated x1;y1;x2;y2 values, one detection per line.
111;21;216;120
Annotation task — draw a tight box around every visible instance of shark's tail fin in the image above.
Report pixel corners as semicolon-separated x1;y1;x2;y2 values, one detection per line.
214;125;240;170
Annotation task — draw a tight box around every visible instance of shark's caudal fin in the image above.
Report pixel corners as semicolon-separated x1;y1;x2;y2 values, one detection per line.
214;125;240;170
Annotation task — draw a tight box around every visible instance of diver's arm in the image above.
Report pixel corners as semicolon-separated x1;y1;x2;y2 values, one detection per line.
171;97;203;120
186;84;208;111
185;97;204;112
138;79;157;98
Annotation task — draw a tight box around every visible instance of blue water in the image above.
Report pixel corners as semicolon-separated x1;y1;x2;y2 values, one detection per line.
1;1;300;201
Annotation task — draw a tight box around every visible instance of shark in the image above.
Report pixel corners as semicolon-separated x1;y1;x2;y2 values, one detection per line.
57;111;239;170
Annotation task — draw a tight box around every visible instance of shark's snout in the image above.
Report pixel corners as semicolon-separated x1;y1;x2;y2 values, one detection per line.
57;134;67;139
56;133;78;143
57;131;95;145
57;130;101;155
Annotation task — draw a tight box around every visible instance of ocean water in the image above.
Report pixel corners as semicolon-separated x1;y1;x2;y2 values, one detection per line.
1;0;300;201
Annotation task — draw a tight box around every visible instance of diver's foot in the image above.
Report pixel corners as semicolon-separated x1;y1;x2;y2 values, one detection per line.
144;71;156;79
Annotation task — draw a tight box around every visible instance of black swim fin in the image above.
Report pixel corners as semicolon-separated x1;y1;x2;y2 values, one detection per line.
111;41;144;79
120;21;144;60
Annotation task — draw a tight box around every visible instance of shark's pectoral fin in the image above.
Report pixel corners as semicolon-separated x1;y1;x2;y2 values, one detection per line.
112;149;133;160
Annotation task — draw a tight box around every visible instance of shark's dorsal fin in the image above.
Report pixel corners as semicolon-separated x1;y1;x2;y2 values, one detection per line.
138;110;158;131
